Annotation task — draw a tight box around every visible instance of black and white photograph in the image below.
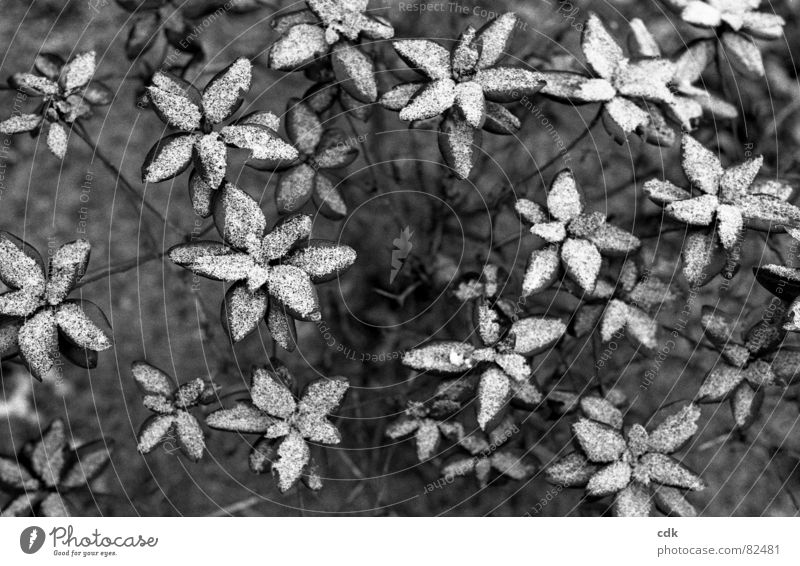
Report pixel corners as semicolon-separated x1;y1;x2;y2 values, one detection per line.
0;0;799;562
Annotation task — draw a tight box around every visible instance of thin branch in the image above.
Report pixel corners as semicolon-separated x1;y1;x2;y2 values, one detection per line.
76;250;166;288
514;108;603;188
73;121;182;237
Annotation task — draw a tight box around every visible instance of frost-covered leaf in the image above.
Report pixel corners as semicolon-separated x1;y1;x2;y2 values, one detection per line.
379;83;424;111
331;42;377;103
515;199;546;224
222;124;299;162
573;418;626;463
202;57;251;125
265;264;320;321
251;367;296;419
586;461;631;496
40;492;70;517
720;31;764;78
60;440;113;489
0;234;45;291
402;341;474;373
603;96;651;134
521;246;560;296
286;99;323;155
438;113;481;180
700;306;739;345
45;239;91;304
561;238;601;293
238;110;281;132
580;397;623;429
213;183;266;252
614;482;652;516
0;456;39;491
193;134;227;188
10;73;59;96
172;378;204;410
314;129;359;168
277;164;316;213
601;300;628;343
266;300;297;352
131;361;173;397
137;414;175;454
286;241;356;283
260;215;313;262
415;419;440;461
142;133;197;183
640;453;705;490
615;59;676;104
647;404;701;454
731;383;762;429
483;102;521;135
272;430;311;493
399;79;456;122
55;301;112;351
511;317;566;355
299;377;348;419
386;416;420;439
682;229;725;287
60;51;96;92
476;12;517;69
174;411;205;461
269;24;328;71
770;349;800;384
545;452;597;487
19;308;58;380
208;404;274;435
29;418;67;487
313;174;348;219
625;307;659;350
475;302;502;345
697;365;743;402
0;113;42;134
590;223;641;255
654;486;698;517
491;450;536;480
453;81;485;129
474;67;544;102
47;122;68;159
393;39;451;80
666;194;718;226
582;13;625;80
548;170;583;222
539;72;616;103
147;85;202;131
477;367;511;430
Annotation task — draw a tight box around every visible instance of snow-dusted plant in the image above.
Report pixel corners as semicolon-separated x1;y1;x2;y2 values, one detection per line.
380;12;542;178
133;361;219;461
644;135;799;286
141;58;298;216
546;404;705;516
206;363;349;492
0;51;111;158
169;183;356;346
515;169;641;297
1;419;113;517
0;234;112;380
